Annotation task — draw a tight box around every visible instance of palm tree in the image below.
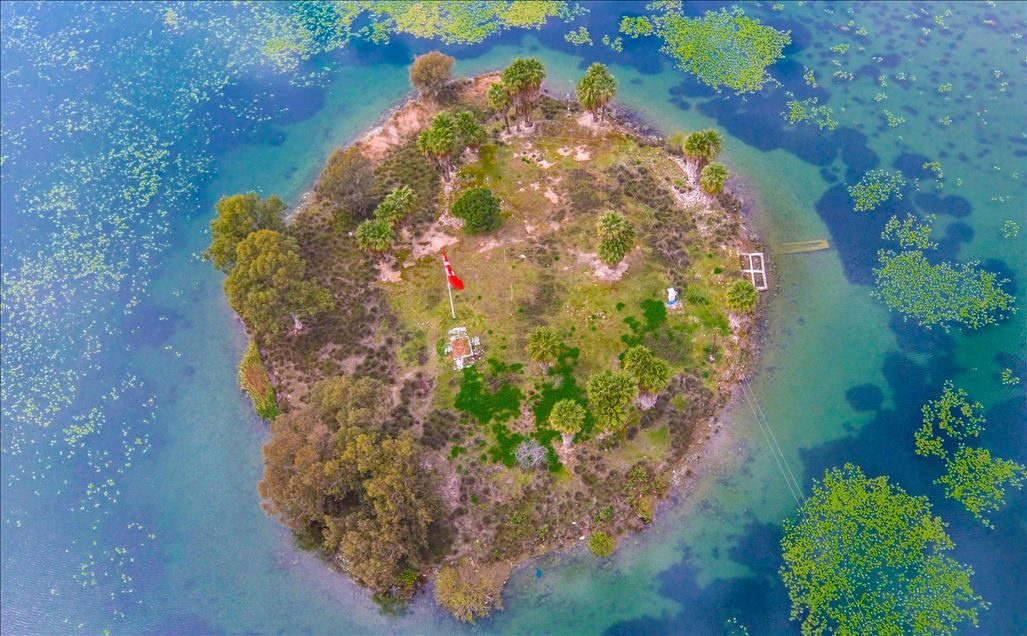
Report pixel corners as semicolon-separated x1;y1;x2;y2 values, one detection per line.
727;279;758;313
549;399;586;448
526;326;561;371
699;162;730;197
682;129;723;176
576;63;617;122
596;211;636;265
417;113;458;180
501;58;546;128
487;81;513;133
622;346;671;410
355;218;394;253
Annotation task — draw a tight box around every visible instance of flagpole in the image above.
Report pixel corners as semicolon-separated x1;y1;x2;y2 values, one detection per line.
444;257;456;320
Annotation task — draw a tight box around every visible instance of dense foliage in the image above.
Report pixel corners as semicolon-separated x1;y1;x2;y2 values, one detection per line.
585;370;637;435
205;193;286;272
355;185;415;253
487;80;513;132
588;530;616;557
409;50;454;98
434;560;504;623
622;345;671;404
526;326;561;370
576;63;617;122
224;230;331;336
315;147;378;222
682;129;723;172
454;110;488;149
780;464;986;635
549;398;586;446
238;340;279;420
622;7;790;93
699;162;729;195
259;375;439;597
501;57;546;127
726;279;758;313
418;112;460;179
596;210;636;265
452;187;502;234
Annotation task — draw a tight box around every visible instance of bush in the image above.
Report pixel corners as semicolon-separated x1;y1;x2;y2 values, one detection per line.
410;51;454;98
588;530;616;557
238;340;279;419
434;561;503;623
452;187;502;234
315;147;377;222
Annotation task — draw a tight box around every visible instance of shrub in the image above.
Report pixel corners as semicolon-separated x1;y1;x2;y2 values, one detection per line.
434;561;504;623
588;530;616;557
315;147;377;221
452;187;502;234
410;51;454;98
726;279;758;313
238;340;279;419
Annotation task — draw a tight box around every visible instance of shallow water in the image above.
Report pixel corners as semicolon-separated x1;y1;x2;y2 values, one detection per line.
2;2;1024;633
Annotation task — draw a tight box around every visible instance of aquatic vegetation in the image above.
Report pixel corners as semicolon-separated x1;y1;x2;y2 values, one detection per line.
938;82;954;93
564;26;592;46
1001;368;1020;386
802;67;818;87
848;170;906;212
1001;220;1020;239
780;464;986;636
829;43;849;53
881;214;938;250
621;6;790;93
922;161;944;181
601;34;623;52
915;381;985;458
883;109;906;127
784;97;838;131
937;445;1026;529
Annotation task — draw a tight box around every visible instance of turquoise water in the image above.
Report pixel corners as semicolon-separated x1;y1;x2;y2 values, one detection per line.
2;2;1024;633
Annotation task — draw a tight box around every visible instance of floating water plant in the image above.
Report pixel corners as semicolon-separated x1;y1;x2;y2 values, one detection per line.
1001;220;1020;238
881;214;937;249
937;445;1027;529
848;170;906;212
784;97;838;131
564;26;592;46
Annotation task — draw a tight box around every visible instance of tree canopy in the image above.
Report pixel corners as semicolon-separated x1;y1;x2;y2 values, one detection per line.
501;57;545;127
417;112;459;179
780;464;986;636
454;110;487;149
726;279;758;313
487;81;513;132
682;129;723;170
314;146;377;222
452;187;502;234
205;193;286;272
224;229;331;335
576;62;617;122
622;346;671;396
549;398;586;447
526;326;561;369
410;50;454;98
596;211;636;265
355;218;395;253
586;370;637;435
699;162;729;195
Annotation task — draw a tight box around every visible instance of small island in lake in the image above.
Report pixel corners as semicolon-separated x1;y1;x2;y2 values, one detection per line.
208;53;763;622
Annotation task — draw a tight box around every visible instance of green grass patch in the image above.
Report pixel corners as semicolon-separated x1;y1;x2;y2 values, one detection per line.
454;364;522;424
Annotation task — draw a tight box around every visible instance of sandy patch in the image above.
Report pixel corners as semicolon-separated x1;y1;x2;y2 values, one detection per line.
571;248;633;281
530;181;541;191
537;158;554;169
378;258;402;282
409;222;459;260
573;146;591;161
557;146;572;157
575;111;607;134
543;189;560;204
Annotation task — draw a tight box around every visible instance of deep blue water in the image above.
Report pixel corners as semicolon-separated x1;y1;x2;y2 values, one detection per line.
2;2;1024;633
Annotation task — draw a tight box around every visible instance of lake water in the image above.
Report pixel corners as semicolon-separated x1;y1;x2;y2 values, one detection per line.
2;2;1024;633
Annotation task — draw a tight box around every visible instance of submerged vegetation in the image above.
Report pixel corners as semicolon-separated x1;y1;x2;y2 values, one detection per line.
848;169;906;212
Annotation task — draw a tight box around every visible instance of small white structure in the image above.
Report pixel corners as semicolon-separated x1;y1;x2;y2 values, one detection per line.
666;287;681;309
443;327;481;370
741;252;769;290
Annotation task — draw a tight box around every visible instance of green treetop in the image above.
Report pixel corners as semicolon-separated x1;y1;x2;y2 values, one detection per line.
224;229;331;335
682;129;723;173
622;346;671;409
726;279;758;314
501;57;546;127
586;370;637;435
780;463;986;636
526;326;561;371
596;211;636;266
549;399;586;447
454;110;488;149
355;218;395;253
310;375;391;430
205;193;286;272
487;81;513;132
409;50;454;98
699;162;730;195
452;187;502;234
417;112;460;180
375;185;416;226
937;445;1026;529
576;62;617;122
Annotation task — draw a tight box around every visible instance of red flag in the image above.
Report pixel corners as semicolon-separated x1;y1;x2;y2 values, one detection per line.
443;251;464;290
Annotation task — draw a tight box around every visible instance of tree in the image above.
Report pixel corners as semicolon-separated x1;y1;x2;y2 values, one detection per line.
937;445;1026;529
417;112;459;180
622;346;671;410
780;464;986;636
501;57;546;128
205;193;286;272
259;408;338;531
586;370;637;435
355;218;395;253
682;129;723;174
224;229;331;335
588;530;616;557
525;326;561;371
596;211;636;266
726;279;758;313
309;375;390;430
409;51;454;98
434;560;504;623
452;187;502;234
576;63;617;122
454;110;487;149
699;162;729;196
487;81;513;132
549;399;586;447
374;185;416;226
314;147;377;222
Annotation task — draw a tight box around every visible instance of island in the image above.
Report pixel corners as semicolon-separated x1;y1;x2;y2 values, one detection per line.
207;53;763;622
